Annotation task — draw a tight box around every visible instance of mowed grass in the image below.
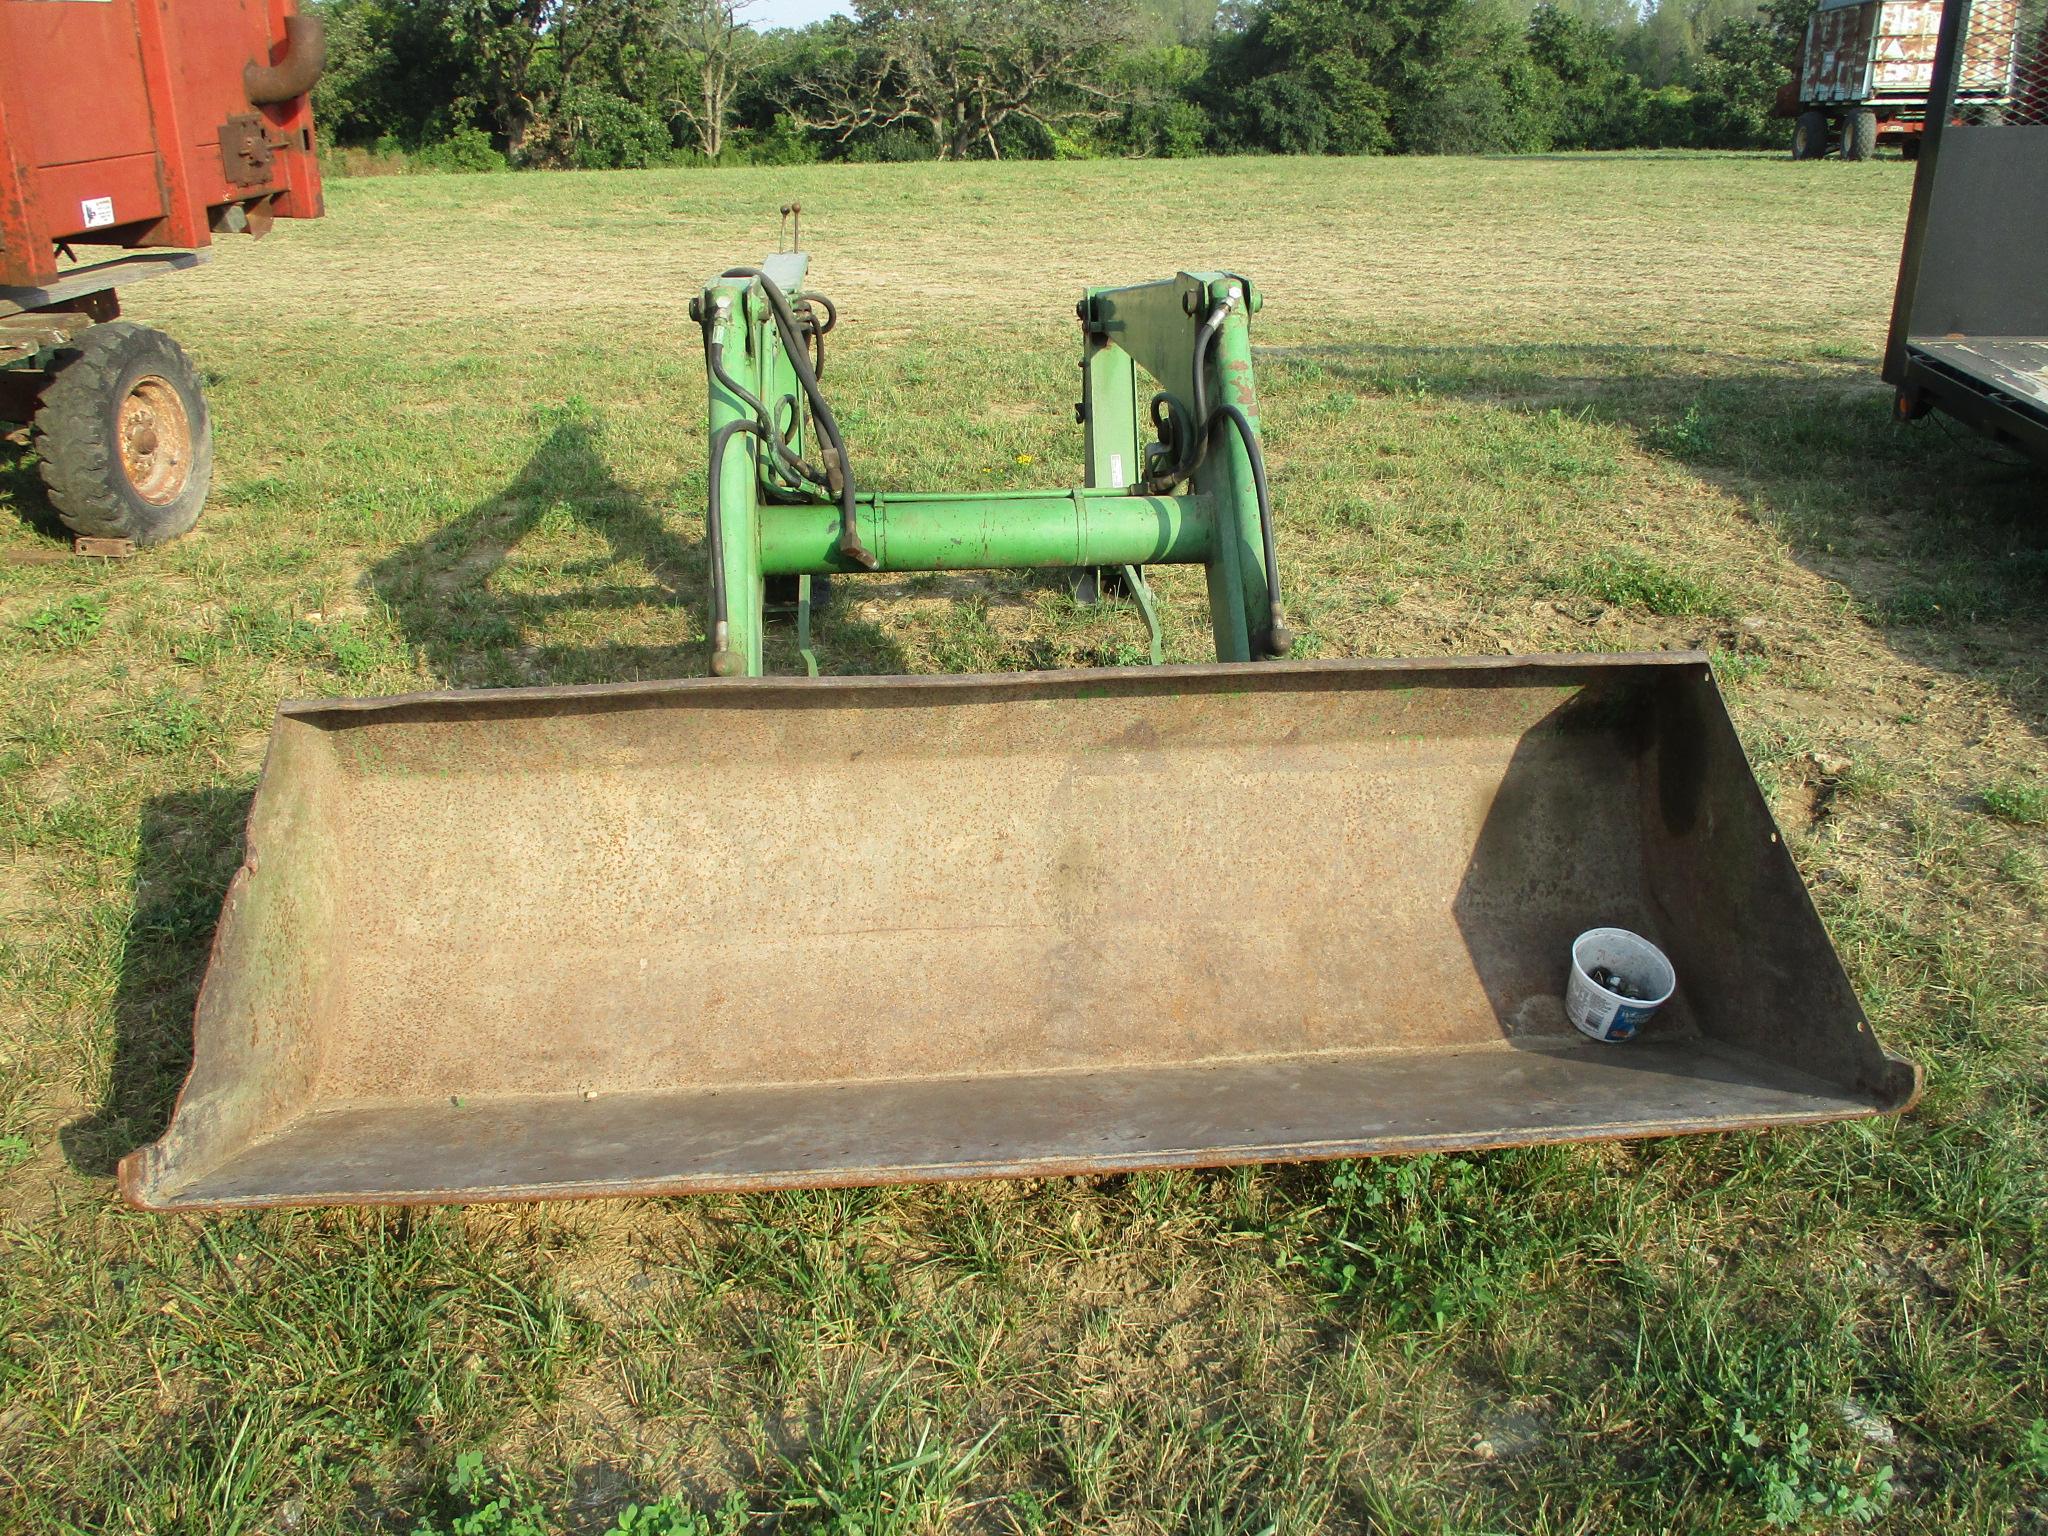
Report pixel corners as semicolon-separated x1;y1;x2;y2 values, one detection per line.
2;153;2046;1533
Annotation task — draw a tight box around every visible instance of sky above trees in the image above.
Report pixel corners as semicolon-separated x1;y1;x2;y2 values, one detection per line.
748;0;850;28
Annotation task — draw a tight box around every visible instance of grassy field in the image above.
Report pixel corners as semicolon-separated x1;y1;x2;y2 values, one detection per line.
2;152;2045;1534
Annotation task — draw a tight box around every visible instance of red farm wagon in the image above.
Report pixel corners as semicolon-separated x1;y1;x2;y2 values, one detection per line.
0;0;323;545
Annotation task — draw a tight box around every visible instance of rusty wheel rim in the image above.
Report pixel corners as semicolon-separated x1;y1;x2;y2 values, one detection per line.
117;375;193;506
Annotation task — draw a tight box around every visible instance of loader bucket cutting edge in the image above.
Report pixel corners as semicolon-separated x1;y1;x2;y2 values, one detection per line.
120;654;1917;1211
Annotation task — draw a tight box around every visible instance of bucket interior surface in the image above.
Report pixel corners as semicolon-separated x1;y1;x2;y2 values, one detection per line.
123;659;1915;1209
328;686;1669;1097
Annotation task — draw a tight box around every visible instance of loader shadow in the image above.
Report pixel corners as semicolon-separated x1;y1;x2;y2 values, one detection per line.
367;415;909;687
1266;340;2048;733
61;786;252;1177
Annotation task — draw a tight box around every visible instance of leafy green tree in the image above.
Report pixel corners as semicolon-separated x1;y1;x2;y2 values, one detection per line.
1391;0;1551;153
786;0;1138;160
1630;0;1765;86
438;0;562;159
657;0;764;158
311;0;473;148
1691;14;1787;147
1108;43;1214;155
1760;0;1819;68
1130;0;1222;45
310;0;1828;167
1526;2;1645;149
1201;0;1402;153
1203;0;1548;155
410;126;509;169
418;0;670;165
728;16;849;133
557;81;675;165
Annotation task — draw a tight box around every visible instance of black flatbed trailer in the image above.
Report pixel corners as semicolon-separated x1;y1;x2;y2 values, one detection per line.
1885;0;2048;467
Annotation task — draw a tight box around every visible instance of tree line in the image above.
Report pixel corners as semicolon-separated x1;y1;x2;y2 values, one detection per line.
311;0;1817;170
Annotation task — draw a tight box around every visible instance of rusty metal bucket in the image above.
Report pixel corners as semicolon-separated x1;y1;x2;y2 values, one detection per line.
120;654;1918;1211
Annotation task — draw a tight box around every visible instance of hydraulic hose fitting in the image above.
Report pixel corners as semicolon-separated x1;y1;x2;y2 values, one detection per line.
709;618;743;676
1261;606;1294;659
836;527;878;570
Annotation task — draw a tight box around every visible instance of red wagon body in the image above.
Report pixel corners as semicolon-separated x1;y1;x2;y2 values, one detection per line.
0;0;322;548
0;0;322;289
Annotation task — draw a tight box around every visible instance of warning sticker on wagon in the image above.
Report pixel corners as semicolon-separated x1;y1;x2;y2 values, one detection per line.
80;197;115;230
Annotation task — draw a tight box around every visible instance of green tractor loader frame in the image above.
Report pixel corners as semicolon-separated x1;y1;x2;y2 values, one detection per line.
695;253;1287;677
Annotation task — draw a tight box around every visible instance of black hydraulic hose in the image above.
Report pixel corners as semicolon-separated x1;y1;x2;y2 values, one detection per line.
1212;402;1291;658
801;291;838;335
722;267;875;569
1188;305;1222;439
1144;298;1230;494
1130;285;1286;654
799;293;836;380
703;331;817;493
1136;393;1290;655
705;417;769;677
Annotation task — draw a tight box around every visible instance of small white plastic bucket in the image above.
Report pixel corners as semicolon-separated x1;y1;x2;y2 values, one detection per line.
1565;928;1676;1043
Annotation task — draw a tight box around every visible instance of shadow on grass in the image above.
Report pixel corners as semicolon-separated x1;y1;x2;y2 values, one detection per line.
367;413;700;685
61;786;252;1177
0;439;68;543
1267;340;2048;731
367;412;908;686
60;423;914;1181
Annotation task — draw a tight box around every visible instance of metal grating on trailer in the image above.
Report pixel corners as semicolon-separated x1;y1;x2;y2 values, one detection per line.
1957;0;2048;121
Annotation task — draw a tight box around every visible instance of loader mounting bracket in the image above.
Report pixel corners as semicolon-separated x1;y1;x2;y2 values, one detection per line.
696;253;1285;677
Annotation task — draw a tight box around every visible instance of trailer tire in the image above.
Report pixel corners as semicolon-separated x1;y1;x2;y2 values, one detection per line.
1841;109;1877;161
1792;110;1831;160
31;322;212;546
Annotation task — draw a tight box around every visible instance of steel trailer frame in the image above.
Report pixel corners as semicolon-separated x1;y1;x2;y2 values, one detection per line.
1884;0;2048;466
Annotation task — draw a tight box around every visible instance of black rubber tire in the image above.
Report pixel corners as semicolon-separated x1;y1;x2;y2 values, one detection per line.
31;321;212;545
1841;109;1878;162
1792;110;1831;160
